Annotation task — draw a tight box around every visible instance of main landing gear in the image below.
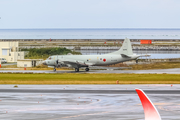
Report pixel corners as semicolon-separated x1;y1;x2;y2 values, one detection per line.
136;59;138;64
85;67;89;72
75;68;89;72
53;66;56;72
75;68;79;72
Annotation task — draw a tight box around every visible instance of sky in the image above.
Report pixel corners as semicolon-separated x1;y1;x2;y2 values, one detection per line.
0;0;180;29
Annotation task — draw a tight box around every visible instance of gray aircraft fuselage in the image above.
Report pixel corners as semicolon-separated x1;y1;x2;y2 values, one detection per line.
45;54;139;67
43;38;147;72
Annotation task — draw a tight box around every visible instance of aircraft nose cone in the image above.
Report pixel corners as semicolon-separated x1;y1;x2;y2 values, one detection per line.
42;60;47;65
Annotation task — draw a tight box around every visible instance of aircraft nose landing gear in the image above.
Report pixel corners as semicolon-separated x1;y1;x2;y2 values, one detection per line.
85;68;89;72
53;66;56;72
75;68;79;72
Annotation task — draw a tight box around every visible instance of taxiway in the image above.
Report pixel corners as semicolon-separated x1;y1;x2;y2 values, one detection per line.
0;68;180;74
0;85;179;120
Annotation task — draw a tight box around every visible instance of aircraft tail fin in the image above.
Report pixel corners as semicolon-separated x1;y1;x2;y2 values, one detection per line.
136;89;161;120
108;38;133;55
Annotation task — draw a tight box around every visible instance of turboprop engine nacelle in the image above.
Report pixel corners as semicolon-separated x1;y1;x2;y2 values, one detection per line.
57;60;67;68
76;61;86;65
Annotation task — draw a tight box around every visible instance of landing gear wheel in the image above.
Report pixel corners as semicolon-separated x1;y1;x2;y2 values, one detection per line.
136;59;138;64
53;68;56;72
75;68;79;72
85;68;89;72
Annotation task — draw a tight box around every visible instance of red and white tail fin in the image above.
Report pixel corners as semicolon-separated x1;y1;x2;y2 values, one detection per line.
135;89;161;120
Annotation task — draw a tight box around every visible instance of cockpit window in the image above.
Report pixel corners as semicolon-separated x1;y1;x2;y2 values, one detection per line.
47;57;52;60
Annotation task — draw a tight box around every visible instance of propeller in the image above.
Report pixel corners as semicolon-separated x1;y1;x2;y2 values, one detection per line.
57;59;63;68
55;59;60;68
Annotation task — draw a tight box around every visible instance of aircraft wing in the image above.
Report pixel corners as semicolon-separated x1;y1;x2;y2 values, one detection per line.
60;60;94;68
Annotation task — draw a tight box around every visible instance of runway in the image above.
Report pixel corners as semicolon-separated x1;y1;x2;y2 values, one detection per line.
1;68;180;74
0;85;180;120
1;89;180;94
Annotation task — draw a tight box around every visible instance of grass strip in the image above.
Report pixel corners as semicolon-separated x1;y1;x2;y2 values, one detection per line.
0;73;180;84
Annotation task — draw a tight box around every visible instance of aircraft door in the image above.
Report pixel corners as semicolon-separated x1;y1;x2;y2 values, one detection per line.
34;61;36;67
96;56;100;64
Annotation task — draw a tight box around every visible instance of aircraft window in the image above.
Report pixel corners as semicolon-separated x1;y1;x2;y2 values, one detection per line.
87;59;89;61
100;58;102;60
48;57;52;60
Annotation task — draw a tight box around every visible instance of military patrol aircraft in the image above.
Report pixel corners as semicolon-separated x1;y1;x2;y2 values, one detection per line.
43;38;149;72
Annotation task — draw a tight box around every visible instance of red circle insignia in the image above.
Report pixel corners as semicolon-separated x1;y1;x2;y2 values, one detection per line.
103;59;106;62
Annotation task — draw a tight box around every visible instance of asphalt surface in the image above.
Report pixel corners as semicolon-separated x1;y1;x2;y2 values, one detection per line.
0;89;180;94
1;68;180;74
0;85;180;120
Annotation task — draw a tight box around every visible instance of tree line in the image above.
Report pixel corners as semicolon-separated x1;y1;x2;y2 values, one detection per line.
21;47;81;59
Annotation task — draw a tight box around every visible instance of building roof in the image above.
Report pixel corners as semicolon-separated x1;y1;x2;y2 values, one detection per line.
17;59;43;61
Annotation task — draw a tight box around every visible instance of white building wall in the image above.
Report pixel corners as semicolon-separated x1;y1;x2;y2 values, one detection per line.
17;59;43;67
17;61;32;67
9;52;24;62
0;41;24;62
36;60;43;66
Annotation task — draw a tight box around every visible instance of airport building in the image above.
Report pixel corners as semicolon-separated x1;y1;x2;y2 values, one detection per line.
0;42;24;62
17;59;43;67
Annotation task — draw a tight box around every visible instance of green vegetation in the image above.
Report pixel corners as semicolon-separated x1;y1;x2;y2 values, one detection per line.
21;47;81;59
0;73;180;84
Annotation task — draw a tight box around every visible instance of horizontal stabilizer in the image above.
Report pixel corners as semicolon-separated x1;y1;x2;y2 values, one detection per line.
136;89;161;120
121;54;131;58
139;54;151;57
